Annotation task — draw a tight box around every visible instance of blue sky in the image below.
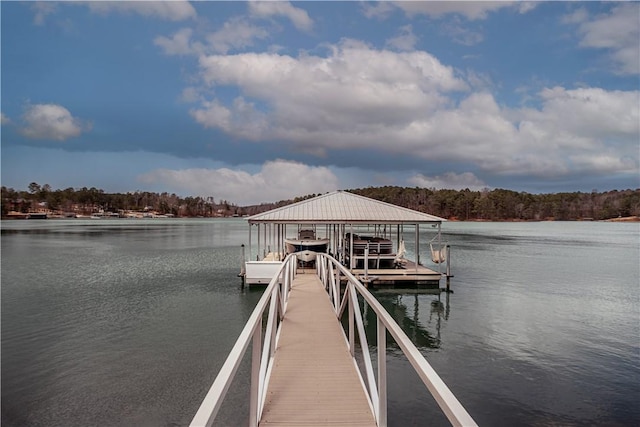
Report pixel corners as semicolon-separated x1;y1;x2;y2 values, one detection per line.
1;1;638;205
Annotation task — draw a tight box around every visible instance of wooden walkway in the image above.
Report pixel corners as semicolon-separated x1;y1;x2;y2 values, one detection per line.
259;271;376;427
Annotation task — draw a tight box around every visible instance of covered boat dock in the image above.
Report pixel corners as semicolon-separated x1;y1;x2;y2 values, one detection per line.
242;191;450;288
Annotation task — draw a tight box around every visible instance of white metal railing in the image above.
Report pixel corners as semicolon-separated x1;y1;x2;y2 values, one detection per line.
190;254;298;427
316;253;477;427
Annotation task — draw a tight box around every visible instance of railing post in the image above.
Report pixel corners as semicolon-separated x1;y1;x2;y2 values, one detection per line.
333;267;340;310
328;259;332;294
348;283;355;357
249;323;262;427
322;256;326;283
377;317;387;427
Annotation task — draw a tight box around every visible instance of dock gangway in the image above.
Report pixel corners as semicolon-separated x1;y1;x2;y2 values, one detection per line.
191;253;477;427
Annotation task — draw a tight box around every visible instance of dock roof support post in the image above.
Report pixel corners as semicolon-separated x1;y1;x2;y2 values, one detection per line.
438;222;442;275
248;224;252;262
257;224;261;261
278;224;282;260
415;224;420;272
349;224;354;270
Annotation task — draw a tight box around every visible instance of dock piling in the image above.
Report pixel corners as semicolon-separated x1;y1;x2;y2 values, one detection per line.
239;244;246;285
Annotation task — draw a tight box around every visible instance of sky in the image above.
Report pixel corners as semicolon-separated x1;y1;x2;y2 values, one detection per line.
1;1;639;205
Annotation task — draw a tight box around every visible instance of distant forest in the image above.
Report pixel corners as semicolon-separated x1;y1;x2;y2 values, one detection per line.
2;182;639;221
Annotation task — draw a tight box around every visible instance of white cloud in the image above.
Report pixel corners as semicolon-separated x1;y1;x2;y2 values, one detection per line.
155;28;202;56
441;17;484;46
206;17;269;54
86;1;196;21
190;97;268;140
408;172;488;191
31;1;195;27
386;25;418;52
569;153;637;174
31;2;57;25
180;87;201;103
535;87;639;138
361;2;395;20
1;112;11;125
394;2;519;20
155;18;269;56
191;100;232;131
138;160;339;205
196;41;467;124
562;7;589;25
567;3;640;75
505;87;639;175
20;104;90;141
517;2;538;15
189;41;638;180
248;1;313;32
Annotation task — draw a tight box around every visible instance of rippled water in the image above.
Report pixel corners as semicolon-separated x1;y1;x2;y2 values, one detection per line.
2;219;638;426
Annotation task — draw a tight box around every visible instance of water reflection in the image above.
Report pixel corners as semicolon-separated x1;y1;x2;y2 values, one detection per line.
363;290;451;350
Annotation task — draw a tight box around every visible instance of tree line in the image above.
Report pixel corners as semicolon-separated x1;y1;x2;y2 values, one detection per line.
1;183;239;217
348;186;640;221
2;182;639;221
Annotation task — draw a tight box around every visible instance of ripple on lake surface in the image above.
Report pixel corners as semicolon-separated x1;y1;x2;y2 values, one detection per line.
1;219;638;426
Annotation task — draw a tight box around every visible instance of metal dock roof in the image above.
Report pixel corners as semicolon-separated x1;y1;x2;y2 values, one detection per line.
247;190;445;224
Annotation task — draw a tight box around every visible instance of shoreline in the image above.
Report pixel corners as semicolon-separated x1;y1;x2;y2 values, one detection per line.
3;215;638;222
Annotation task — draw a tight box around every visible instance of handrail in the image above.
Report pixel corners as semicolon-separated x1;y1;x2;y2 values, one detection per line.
190;254;297;427
316;253;477;427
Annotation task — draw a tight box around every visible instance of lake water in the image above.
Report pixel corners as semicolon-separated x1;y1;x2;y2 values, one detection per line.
1;219;638;426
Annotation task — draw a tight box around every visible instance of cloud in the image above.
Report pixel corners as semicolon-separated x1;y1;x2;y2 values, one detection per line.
86;0;196;21
20;104;91;141
517;2;538;15
394;2;520;20
31;2;57;25
408;172;488;191
180;87;201;103
386;25;418;51
190;97;268;140
155;18;269;56
441;17;484;46
534;87;639;138
138;159;339;205
32;0;196;24
206;16;269;54
509;87;639;175
154;28;201;56
1;112;11;125
361;2;395;20
195;40;467;129
187;42;637;181
248;1;313;32
566;3;640;75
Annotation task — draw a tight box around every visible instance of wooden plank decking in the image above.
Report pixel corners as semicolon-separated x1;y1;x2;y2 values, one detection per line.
259;271;376;427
